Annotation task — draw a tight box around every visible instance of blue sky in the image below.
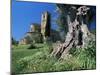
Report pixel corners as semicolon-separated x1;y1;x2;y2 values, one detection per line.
12;0;58;41
12;0;96;41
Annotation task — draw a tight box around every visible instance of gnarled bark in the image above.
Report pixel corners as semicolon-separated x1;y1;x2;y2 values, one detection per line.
51;5;95;59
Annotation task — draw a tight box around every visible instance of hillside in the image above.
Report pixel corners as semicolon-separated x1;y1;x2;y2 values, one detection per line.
12;40;96;74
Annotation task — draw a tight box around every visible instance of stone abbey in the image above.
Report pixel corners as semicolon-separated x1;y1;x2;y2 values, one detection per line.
19;11;60;45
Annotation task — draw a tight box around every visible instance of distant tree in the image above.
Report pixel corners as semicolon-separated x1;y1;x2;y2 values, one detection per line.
12;37;18;45
56;14;68;33
56;6;68;41
56;4;96;31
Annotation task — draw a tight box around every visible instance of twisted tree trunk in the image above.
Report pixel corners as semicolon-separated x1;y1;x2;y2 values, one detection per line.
51;5;95;59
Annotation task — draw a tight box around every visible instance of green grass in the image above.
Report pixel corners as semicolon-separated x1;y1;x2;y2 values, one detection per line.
12;42;96;74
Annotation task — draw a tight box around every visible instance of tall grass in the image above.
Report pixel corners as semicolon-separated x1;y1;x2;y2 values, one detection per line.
12;41;96;74
69;40;96;70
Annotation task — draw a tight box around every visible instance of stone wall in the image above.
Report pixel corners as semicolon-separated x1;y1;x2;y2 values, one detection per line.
30;23;40;32
19;32;43;45
19;38;30;45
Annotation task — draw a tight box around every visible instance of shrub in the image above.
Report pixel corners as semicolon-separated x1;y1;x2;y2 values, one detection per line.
28;43;36;49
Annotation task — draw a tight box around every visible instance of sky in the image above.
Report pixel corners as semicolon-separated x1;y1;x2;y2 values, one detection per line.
12;0;58;41
12;0;96;41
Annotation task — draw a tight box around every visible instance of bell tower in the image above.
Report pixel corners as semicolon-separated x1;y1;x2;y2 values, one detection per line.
41;11;51;40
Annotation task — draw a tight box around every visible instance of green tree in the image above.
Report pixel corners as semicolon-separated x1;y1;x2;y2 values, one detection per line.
12;37;18;45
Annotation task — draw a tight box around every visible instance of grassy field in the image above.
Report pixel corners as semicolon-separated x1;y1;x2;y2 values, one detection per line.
12;42;96;74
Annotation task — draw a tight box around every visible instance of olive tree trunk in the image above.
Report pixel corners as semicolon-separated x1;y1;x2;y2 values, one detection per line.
51;5;95;59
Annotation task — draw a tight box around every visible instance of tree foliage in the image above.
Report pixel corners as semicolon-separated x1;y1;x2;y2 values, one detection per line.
56;4;96;32
12;37;18;45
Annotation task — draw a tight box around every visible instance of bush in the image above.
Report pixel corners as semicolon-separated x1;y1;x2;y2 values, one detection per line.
28;43;36;49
